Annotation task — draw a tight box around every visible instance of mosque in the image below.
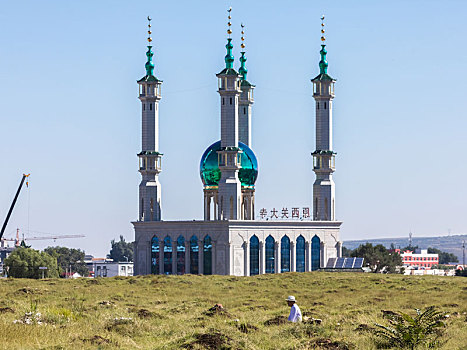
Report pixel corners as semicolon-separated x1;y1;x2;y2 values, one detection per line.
133;12;343;276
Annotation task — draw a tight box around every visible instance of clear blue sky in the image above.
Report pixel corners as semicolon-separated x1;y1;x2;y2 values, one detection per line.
1;0;466;257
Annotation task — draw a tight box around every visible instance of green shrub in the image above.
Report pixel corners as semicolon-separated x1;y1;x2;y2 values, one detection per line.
372;306;448;349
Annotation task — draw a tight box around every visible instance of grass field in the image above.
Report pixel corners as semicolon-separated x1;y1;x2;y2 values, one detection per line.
0;273;466;349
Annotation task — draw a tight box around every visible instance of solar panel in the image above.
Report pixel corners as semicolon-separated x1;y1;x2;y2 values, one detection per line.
343;258;355;268
326;258;337;268
335;257;345;268
354;258;364;268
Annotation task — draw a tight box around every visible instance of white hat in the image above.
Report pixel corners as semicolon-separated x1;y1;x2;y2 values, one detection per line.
286;296;296;302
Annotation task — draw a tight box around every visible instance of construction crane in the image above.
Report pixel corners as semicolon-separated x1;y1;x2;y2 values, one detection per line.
1;228;85;247
0;174;30;240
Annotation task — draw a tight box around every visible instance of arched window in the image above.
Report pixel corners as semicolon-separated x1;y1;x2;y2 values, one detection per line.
230;97;232;105
311;235;321;271
281;236;291;273
250;235;259;276
190;235;198;274
176;235;185;275
324;101;327;109
150;103;152;111
143;103;145;111
317;102;319;110
164;236;172;274
243;107;246;114
265;235;275;273
222;98;225;105
203;235;212;275
296;235;305;272
151;236;159;274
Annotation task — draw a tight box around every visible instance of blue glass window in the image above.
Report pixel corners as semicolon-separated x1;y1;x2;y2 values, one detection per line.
311;235;321;271
164;236;172;275
249;235;259;276
203;235;212;275
296;235;305;272
190;235;199;274
281;236;291;273
265;235;275;273
176;235;185;275
151;236;159;274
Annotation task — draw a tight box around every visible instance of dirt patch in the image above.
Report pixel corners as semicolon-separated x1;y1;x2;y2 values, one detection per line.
0;307;14;313
86;279;100;285
264;315;288;326
443;303;459;307
355;324;371;332
204;304;231;318
187;331;232;350
82;335;111;345
98;300;115;307
237;322;258;334
312;302;325;306
309;338;350;349
129;307;162;319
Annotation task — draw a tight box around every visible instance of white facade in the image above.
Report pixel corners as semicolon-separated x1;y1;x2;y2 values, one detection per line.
93;262;134;278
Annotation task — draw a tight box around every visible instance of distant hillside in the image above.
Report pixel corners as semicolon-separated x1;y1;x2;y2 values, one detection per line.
343;234;466;263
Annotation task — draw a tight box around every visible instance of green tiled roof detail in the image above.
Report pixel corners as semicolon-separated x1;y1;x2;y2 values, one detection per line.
225;38;234;69
239;52;247;80
312;44;335;82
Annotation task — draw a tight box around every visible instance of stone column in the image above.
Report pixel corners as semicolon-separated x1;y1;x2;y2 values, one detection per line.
259;241;265;274
336;241;342;258
290;241;296;272
275;241;281;273
243;241;250;276
185;240;191;274
172;240;177;274
159;239;165;274
198;239;204;274
305;241;311;272
212;240;217;275
320;241;326;268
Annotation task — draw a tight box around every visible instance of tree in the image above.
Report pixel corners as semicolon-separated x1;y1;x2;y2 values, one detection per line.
427;247;458;264
342;246;352;257
43;246;89;277
350;243;402;273
4;247;59;278
108;235;134;262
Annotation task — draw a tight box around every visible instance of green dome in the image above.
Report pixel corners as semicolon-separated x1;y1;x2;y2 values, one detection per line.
200;141;258;188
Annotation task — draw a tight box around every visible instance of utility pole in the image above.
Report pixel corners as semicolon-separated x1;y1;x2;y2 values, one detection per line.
463;240;465;267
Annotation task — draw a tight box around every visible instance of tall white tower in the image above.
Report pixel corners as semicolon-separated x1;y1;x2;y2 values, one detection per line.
238;26;255;220
238;25;255;147
137;17;163;222
216;10;243;220
312;17;336;221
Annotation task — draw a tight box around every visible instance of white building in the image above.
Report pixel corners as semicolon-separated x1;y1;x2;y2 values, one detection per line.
93;261;134;278
133;14;342;276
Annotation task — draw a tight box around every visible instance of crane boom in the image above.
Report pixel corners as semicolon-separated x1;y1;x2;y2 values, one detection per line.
25;234;85;241
0;174;29;240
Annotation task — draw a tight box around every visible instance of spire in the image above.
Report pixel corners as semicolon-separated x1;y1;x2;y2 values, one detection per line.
239;24;247;80
312;15;334;81
224;8;234;69
145;16;155;77
319;15;328;75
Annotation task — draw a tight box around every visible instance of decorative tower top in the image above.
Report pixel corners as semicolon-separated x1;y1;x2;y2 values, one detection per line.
239;24;248;80
225;8;234;69
145;16;155;76
312;15;334;82
319;16;328;75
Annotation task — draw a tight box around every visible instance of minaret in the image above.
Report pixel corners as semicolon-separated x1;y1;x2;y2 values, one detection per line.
238;24;255;147
216;8;243;220
137;17;163;222
311;16;336;221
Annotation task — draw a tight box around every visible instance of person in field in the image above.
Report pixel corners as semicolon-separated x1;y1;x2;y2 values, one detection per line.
286;295;302;322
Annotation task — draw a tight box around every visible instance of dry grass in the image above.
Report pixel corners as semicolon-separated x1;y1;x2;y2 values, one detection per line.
0;273;465;349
